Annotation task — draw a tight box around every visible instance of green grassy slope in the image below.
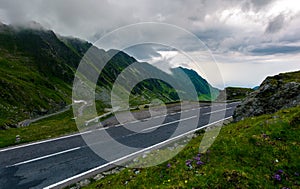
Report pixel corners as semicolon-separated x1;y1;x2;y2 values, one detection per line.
0;110;77;148
84;106;300;189
173;67;220;100
0;27;76;127
270;70;300;84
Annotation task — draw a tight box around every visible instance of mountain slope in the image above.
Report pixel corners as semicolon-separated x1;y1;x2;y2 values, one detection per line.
0;23;219;128
0;25;77;128
173;67;219;101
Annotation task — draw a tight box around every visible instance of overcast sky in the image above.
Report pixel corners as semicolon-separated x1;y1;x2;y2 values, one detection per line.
0;0;300;88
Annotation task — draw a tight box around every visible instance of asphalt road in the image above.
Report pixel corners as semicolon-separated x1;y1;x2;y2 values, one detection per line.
0;102;239;189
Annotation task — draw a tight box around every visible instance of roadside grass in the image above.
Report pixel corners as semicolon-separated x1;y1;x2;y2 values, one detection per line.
0;101;201;149
83;106;300;189
0;110;77;148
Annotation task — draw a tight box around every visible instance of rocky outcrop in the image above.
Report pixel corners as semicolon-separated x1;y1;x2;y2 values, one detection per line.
233;71;300;122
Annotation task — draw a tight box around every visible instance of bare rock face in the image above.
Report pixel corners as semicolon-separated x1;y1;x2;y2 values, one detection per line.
233;71;300;122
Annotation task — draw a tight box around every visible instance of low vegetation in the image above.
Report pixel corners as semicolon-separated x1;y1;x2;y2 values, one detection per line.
0;110;77;148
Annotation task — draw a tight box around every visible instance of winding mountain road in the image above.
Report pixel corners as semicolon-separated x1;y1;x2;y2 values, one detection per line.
0;102;239;189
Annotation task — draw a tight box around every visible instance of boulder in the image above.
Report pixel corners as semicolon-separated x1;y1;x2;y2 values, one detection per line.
233;71;300;122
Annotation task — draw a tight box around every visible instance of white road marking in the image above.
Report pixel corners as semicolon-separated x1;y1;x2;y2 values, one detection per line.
203;107;232;115
0;131;91;153
141;116;197;132
44;116;232;189
131;120;140;123
97;127;107;131
7;147;81;167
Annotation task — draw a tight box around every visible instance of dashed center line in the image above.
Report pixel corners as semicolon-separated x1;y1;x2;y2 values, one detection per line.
203;107;232;115
7;147;81;167
141;115;197;132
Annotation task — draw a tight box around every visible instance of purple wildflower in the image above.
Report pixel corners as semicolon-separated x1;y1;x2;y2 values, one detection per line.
262;133;267;138
196;161;204;165
277;169;284;174
167;163;171;168
273;174;281;181
281;187;290;189
295;172;299;176
185;160;192;166
197;153;201;157
194;156;201;161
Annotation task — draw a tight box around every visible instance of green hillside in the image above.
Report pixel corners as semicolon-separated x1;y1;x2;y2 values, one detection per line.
0;25;77;128
0;23;219;129
173;67;219;101
271;70;300;83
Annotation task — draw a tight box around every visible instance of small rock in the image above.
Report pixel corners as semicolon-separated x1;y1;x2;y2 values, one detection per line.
142;154;147;158
111;169;119;174
69;186;79;189
167;147;174;151
102;171;111;175
15;135;21;143
78;179;90;187
133;158;139;162
93;174;105;181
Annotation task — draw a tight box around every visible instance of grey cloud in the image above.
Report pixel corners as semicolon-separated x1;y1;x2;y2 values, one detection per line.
249;0;274;11
250;0;273;7
0;0;41;24
0;0;299;57
124;44;162;61
1;0;300;88
265;14;285;34
251;45;300;55
241;0;274;12
150;54;175;74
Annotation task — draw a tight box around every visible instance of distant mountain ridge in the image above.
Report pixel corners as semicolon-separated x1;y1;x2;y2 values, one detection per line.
217;87;254;101
172;67;219;101
0;23;219;128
